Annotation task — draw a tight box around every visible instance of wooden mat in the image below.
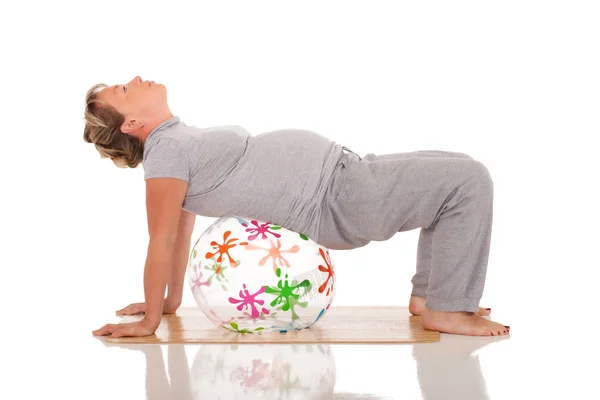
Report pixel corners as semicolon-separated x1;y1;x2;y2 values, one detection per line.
106;306;439;344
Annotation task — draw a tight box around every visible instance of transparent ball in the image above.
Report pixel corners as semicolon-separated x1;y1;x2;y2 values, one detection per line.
187;216;336;333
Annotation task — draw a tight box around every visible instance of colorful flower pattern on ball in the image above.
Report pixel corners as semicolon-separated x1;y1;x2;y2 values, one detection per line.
241;219;282;241
244;238;300;273
224;321;265;334
204;255;232;290
237;218;309;241
190;216;336;333
205;230;248;267
237;309;278;323
317;248;335;296
229;283;270;318
190;263;210;290
265;268;311;320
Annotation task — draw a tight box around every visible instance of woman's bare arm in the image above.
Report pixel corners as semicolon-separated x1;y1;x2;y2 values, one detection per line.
166;209;196;308
143;177;189;329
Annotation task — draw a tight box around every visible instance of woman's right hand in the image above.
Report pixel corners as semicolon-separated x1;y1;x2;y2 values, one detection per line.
116;297;179;316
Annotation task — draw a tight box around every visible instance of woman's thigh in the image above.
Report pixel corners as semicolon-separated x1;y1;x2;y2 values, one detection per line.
319;152;488;248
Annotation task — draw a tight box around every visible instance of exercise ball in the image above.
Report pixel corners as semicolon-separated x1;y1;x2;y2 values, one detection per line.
187;216;336;333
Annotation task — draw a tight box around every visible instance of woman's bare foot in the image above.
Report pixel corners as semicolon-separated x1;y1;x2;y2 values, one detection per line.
421;306;510;336
409;295;491;317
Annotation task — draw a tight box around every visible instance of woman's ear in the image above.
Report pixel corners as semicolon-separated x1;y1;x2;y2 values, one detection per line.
121;119;144;135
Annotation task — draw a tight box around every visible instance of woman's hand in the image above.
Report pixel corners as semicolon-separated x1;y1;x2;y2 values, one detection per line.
115;297;180;316
93;297;179;338
92;318;157;338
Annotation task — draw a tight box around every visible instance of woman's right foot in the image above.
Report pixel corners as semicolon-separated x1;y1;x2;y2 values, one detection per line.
421;306;510;336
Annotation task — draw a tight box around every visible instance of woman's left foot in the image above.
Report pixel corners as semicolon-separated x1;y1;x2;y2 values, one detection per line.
409;295;491;316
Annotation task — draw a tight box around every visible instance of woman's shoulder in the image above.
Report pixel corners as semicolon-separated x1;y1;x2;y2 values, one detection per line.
144;124;250;159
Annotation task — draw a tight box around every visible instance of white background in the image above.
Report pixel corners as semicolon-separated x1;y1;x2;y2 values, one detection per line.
1;1;599;399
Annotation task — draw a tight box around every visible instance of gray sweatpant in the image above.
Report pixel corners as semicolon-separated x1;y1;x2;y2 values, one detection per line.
317;148;494;313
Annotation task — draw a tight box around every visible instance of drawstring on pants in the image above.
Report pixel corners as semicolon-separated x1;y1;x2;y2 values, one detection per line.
341;146;362;161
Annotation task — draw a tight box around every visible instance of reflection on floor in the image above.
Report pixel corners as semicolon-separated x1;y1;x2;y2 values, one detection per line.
98;333;508;399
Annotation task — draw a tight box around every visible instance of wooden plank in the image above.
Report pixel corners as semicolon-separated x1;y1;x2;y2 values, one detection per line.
106;306;440;344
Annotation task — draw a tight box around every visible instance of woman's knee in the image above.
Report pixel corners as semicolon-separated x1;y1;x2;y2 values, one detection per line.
466;160;494;191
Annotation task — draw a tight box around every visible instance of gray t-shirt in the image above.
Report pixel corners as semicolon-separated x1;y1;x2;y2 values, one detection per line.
142;116;344;241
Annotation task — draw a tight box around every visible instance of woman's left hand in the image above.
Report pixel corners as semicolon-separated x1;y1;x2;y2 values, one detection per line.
92;318;157;338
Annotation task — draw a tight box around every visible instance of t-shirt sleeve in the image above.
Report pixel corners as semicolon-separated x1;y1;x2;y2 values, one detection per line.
143;138;191;183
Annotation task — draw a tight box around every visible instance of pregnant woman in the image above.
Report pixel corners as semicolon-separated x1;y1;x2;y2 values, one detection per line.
84;76;509;338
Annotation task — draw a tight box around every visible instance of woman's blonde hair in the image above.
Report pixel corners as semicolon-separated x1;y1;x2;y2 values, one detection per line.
83;83;144;168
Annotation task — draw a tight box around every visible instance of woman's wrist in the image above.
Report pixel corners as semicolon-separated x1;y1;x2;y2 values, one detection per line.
165;293;182;309
141;315;161;331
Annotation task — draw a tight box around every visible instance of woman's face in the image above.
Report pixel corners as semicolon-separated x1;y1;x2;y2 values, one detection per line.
97;76;171;133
